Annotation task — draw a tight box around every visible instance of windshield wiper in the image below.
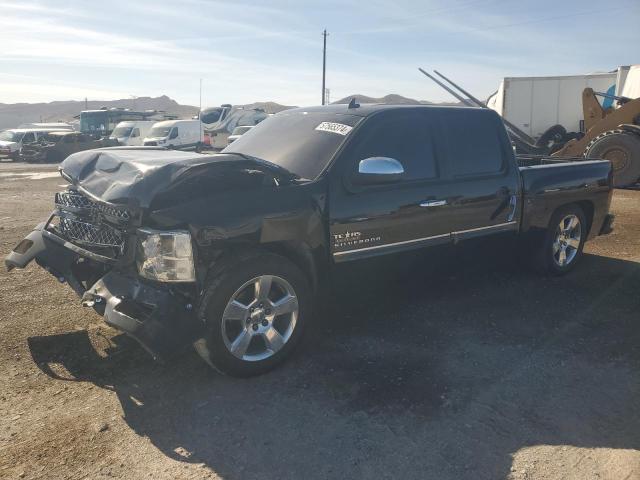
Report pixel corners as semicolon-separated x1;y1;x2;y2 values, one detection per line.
227;152;303;183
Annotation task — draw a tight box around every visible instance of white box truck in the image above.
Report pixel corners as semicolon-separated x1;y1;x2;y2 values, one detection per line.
487;72;617;140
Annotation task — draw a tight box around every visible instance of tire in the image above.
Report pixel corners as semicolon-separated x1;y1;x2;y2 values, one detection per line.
533;205;587;276
536;124;567;148
195;251;312;377
585;130;640;187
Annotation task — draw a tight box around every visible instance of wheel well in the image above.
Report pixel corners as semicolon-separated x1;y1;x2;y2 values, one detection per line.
561;201;594;236
200;242;323;294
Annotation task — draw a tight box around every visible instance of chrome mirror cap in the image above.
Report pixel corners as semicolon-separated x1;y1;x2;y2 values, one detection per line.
358;157;404;175
354;157;404;185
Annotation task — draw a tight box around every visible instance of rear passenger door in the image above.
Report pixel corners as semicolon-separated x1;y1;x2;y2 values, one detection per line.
329;109;453;262
436;109;520;240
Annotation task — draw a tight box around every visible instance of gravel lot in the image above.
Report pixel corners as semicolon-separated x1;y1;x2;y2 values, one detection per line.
1;162;639;480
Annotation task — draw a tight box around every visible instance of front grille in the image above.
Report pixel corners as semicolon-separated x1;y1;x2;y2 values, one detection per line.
59;216;124;248
55;191;93;210
55;191;131;221
50;189;131;257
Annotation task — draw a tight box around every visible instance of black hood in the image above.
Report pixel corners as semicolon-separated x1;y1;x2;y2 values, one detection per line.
60;147;292;209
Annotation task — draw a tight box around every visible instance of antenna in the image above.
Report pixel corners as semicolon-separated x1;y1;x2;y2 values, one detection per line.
321;29;329;105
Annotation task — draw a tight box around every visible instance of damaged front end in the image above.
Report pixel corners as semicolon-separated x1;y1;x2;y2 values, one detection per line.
5;185;201;360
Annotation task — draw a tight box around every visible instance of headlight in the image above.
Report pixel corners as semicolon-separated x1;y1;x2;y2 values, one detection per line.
136;228;195;282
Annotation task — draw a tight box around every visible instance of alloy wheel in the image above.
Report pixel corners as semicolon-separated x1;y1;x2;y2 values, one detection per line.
221;275;299;362
553;214;582;267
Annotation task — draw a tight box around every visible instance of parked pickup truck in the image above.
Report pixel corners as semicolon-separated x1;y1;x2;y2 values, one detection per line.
5;105;615;377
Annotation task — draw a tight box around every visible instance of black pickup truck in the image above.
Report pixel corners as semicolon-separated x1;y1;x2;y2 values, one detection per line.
5;105;615;376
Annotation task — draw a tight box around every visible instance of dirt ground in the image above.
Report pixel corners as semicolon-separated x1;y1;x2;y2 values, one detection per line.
1;162;639;480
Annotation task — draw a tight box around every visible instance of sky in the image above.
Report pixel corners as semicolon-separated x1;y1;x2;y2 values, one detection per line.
0;0;638;108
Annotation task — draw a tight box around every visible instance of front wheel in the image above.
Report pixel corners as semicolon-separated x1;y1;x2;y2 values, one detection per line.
195;252;312;377
534;205;587;275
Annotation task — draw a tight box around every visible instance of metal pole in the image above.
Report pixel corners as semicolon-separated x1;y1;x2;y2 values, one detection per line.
433;70;536;144
418;68;476;107
322;29;327;105
199;78;203;144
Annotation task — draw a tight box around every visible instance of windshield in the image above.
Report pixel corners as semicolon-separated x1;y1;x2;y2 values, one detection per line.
41;133;64;143
111;126;133;138
148;126;171;138
223;111;362;179
200;107;224;125
0;131;23;142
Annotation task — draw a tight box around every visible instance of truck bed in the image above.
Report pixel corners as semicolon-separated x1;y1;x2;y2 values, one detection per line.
516;154;589;167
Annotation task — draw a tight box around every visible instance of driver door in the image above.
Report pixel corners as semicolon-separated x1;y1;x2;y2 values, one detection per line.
329;109;452;262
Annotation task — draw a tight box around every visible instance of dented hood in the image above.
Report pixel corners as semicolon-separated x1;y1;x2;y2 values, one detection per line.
60;147;290;209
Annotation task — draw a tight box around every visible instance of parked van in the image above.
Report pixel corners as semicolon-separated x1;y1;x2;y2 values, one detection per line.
0;128;70;160
143;120;203;150
109;121;155;146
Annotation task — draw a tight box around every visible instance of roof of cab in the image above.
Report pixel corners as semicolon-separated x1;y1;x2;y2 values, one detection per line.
277;103;482;117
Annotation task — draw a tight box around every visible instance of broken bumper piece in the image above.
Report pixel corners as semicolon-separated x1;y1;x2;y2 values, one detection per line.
5;224;201;360
81;272;201;360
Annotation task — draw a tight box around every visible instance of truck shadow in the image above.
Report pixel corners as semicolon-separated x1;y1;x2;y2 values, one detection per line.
27;240;640;479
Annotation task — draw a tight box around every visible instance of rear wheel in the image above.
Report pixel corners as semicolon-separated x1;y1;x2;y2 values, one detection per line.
534;205;586;275
585;130;640;187
195;252;312;377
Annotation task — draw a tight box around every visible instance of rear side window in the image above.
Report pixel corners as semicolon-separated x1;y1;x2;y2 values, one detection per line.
439;110;505;177
347;111;438;181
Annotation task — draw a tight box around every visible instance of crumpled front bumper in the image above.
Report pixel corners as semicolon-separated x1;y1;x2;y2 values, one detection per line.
5;224;202;359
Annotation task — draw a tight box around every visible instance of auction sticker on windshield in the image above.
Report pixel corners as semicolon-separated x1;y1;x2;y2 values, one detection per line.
315;122;353;136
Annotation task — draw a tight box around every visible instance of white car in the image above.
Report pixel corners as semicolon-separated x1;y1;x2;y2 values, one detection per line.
109;121;156;146
0;128;70;160
143;120;203;150
226;125;254;145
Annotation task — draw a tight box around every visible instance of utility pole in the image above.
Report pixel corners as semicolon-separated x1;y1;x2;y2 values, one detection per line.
199;78;203;144
321;29;328;105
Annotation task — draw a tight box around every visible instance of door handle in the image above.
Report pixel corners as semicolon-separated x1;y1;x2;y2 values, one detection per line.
420;199;447;207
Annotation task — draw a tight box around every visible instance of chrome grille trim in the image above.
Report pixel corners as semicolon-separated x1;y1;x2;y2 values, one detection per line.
51;189;130;256
58;215;124;249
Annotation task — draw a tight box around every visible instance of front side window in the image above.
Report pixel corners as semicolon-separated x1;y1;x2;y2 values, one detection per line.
169;128;179;139
346;111;438;182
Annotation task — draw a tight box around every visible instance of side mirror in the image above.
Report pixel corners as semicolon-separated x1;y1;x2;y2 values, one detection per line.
353;157;404;185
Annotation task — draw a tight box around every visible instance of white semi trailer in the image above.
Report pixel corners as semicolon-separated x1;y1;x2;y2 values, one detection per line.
487;72;618;140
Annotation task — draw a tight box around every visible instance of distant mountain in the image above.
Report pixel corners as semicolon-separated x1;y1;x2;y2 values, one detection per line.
0;96;297;130
241;101;294;114
333;93;464;106
0;96;199;130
